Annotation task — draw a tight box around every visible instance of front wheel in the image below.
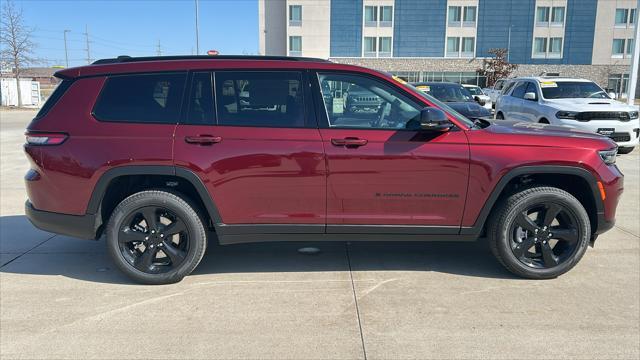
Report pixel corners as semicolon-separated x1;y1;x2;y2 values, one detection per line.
495;112;504;120
106;190;207;284
488;186;591;279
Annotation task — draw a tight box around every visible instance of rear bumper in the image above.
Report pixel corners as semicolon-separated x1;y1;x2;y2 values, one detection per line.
25;201;99;240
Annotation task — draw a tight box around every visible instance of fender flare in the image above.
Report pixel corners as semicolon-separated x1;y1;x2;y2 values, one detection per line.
461;165;604;235
86;165;223;224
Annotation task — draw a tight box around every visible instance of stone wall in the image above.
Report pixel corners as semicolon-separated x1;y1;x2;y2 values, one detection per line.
329;57;630;89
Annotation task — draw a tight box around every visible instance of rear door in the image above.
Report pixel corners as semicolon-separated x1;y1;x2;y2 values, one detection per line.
173;70;326;228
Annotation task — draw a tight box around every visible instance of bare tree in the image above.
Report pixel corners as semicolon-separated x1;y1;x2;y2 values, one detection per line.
0;0;35;107
477;48;518;87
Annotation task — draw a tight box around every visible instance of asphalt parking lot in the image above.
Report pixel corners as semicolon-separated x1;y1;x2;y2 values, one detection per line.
1;109;638;359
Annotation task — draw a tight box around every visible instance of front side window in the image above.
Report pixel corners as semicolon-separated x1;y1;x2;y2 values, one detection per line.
215;71;305;128
379;37;392;57
186;72;214;125
446;37;460;57
365;6;377;26
317;73;421;130
380;6;393;26
615;8;629;25
448;6;461;25
525;82;538;99
93;73;186;123
289;36;302;55
612;38;625;56
536;7;550;25
533;37;547;56
364;37;377;57
289;5;302;25
551;7;565;25
511;82;528;99
463;6;476;25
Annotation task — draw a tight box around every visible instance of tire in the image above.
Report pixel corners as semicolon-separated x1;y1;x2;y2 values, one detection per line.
618;146;635;154
106;190;207;284
495;112;504;120
487;186;591;279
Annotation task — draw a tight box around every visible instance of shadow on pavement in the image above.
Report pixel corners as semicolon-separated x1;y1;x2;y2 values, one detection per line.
0;215;517;284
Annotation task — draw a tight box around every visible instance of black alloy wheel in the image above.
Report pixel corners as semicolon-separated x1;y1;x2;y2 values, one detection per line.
510;202;580;269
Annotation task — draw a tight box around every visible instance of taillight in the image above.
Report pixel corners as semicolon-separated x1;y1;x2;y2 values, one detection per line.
25;132;68;145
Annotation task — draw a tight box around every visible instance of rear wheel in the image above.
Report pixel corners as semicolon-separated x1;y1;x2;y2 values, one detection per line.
488;186;590;279
539;118;550;124
618;146;635;154
495;112;504;120
106;190;207;284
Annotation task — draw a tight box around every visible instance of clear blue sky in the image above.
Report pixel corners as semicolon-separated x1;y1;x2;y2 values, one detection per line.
17;0;258;67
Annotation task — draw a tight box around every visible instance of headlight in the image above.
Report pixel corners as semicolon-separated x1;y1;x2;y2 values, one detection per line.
556;111;578;119
629;111;639;120
599;148;617;165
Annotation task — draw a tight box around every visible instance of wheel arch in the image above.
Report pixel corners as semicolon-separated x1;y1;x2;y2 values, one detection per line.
86;166;222;238
462;166;604;237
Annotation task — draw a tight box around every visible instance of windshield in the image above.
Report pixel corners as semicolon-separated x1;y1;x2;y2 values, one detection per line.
541;81;610;99
426;84;474;103
403;83;475;128
465;86;483;96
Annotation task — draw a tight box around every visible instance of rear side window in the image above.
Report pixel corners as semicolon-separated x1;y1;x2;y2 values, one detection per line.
185;72;215;125
93;73;187;123
215;71;306;128
35;79;73;119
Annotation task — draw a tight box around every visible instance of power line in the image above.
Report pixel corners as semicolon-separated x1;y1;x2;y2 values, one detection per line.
156;40;162;56
84;25;91;64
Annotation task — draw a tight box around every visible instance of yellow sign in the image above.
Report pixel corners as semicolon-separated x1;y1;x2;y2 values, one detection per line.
392;75;407;84
416;85;430;92
540;81;558;88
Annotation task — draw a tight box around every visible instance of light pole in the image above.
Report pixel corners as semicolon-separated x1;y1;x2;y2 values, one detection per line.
63;30;70;68
627;0;640;105
195;0;200;55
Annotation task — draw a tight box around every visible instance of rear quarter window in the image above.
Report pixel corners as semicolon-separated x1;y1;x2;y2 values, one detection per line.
34;79;74;119
93;72;187;123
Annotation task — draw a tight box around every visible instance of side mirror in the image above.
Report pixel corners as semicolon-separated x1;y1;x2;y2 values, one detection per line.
524;92;537;101
608;92;617;99
419;108;452;132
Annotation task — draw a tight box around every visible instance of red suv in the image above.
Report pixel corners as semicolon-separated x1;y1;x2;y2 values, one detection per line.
24;56;623;284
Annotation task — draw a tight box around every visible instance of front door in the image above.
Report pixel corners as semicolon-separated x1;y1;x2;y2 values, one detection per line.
173;71;326;227
313;72;469;230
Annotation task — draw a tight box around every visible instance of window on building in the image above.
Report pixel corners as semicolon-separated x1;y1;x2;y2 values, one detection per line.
93;73;187;123
551;7;565;25
627;38;635;55
289;5;302;26
631;9;637;24
379;37;392;57
536;7;550;25
446;37;460;57
608;73;630;97
186;72;214;125
380;6;393;26
463;6;477;26
533;37;547;57
215;71;306;128
612;39;626;57
289;36;302;56
549;37;563;57
615;9;629;26
363;37;377;57
448;6;461;26
365;6;377;27
461;37;475;57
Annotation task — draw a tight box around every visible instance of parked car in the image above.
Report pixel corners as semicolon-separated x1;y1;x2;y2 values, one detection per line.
462;84;492;110
483;78;508;107
494;77;640;154
411;82;492;120
25;55;622;284
344;83;383;114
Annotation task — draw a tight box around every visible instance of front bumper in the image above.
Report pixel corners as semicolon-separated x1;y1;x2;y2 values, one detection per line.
25;201;99;240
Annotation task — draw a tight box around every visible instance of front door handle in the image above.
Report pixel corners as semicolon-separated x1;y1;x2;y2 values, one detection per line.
185;135;222;145
331;137;368;148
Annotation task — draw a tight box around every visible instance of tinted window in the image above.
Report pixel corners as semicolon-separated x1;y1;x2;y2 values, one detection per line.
540;81;609;99
426;84;473;102
525;82;538;99
215;71;305;128
511;82;528;98
186;72;214;125
35;80;73;119
501;81;516;95
93;73;186;123
318;73;421;130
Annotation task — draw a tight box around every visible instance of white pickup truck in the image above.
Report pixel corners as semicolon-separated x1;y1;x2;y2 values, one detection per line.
482;79;508;108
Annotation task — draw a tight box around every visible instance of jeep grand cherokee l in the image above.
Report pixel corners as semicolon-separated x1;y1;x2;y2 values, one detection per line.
25;56;623;284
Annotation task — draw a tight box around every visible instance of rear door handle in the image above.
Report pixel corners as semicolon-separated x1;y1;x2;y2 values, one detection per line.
185;135;222;145
331;138;368;148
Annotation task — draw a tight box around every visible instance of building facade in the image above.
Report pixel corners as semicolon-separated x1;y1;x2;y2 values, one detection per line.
259;0;638;97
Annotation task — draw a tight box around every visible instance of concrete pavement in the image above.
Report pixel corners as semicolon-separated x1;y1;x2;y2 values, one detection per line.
1;109;638;359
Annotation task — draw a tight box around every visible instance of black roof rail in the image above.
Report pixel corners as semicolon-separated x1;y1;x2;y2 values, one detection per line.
92;55;331;65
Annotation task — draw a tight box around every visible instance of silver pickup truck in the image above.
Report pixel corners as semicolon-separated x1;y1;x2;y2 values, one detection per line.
482;79;507;108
